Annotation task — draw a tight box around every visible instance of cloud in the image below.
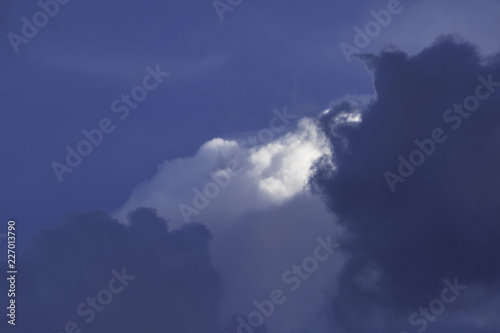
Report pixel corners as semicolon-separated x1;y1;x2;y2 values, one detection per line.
353;0;500;61
0;208;224;333
114;116;331;226
111;115;347;333
0;106;345;333
7;34;499;333
310;36;500;332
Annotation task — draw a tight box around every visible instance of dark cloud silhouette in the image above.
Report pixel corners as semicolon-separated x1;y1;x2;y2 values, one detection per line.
311;36;500;332
1;208;223;333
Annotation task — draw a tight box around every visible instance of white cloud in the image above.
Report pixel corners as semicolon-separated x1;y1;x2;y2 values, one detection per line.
113;116;332;227
111;114;347;333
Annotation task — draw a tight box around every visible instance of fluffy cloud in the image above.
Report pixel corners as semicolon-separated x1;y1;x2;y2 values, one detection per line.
112;114;346;333
114;116;332;226
311;37;500;332
0;107;345;333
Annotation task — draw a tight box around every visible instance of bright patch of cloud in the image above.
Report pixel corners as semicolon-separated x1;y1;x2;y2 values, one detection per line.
113;116;331;227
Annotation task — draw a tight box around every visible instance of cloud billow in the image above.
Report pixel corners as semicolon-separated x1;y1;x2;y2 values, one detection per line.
0;208;224;333
310;36;500;332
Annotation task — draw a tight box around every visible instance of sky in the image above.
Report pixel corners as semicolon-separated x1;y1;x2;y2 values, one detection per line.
1;0;500;332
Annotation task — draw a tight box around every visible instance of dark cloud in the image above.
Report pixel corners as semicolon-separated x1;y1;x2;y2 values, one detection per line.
1;208;223;333
310;36;500;332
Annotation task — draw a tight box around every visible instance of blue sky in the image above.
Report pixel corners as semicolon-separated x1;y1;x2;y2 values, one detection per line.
1;0;500;332
1;0;375;243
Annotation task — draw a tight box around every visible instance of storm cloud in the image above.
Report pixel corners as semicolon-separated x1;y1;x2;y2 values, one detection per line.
311;36;500;332
1;208;224;333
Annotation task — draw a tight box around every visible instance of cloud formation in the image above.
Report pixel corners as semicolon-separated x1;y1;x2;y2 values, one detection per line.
112;114;346;333
114;116;331;226
1;208;224;333
311;36;500;332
